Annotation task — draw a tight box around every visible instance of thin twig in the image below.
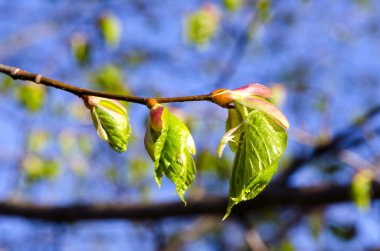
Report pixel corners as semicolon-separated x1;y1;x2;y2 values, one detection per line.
0;63;212;106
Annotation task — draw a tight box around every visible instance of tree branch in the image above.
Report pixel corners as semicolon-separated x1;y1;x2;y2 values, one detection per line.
274;104;380;186
1;183;379;222
0;63;212;106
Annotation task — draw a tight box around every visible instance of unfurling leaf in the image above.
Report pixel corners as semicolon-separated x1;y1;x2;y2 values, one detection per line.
83;96;131;153
144;104;196;203
211;83;289;129
223;106;287;219
351;169;373;210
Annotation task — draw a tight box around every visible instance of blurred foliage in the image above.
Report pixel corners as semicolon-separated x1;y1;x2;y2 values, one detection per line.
128;157;150;186
309;212;323;239
22;155;59;182
14;81;46;113
224;0;243;12
70;33;91;65
196;150;230;179
58;130;93;157
351;169;373;210
269;84;287;107
184;4;220;47
273;240;295;251
97;12;122;48
256;0;272;22
27;130;50;154
0;76;13;94
90;64;129;93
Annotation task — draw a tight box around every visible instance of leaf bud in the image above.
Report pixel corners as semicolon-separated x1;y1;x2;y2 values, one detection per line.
83;96;131;153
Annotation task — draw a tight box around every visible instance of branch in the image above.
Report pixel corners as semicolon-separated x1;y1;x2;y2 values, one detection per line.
0;63;212;106
274;104;380;186
1;183;379;222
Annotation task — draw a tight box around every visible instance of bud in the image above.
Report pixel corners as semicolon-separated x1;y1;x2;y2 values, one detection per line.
83;96;131;153
211;83;289;129
211;88;236;107
149;104;165;132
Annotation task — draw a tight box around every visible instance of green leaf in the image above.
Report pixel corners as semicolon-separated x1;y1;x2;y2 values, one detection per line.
145;107;196;203
351;169;373;210
223;109;287;219
89;98;131;153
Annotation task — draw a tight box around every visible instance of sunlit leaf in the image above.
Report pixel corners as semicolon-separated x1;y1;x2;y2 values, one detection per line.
226;108;244;153
145;105;196;203
224;108;287;219
217;122;242;157
85;96;131;153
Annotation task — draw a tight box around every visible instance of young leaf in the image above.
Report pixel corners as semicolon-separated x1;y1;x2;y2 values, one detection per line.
144;105;196;203
84;96;131;153
224;110;287;219
225;108;244;153
217;122;242;158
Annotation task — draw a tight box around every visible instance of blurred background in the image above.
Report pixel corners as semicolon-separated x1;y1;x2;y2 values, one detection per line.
1;0;380;250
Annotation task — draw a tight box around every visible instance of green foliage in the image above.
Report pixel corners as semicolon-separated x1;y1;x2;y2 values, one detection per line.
98;13;122;48
22;155;59;182
224;0;243;12
15;82;46;112
221;105;287;219
196;150;230;179
0;76;13;93
27;130;50;154
256;0;272;22
351;169;373;210
145;106;196;203
185;4;220;47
